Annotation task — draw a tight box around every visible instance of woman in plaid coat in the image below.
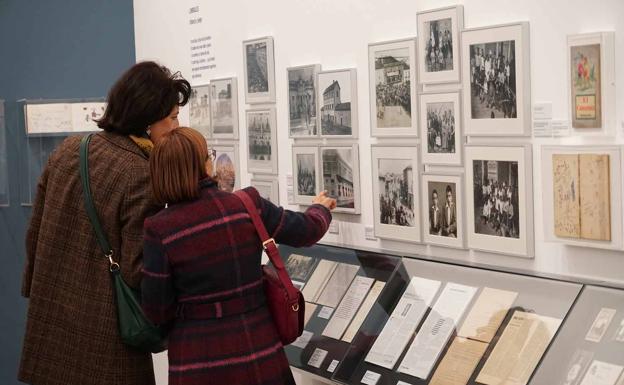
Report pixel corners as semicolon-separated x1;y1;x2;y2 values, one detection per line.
142;128;335;385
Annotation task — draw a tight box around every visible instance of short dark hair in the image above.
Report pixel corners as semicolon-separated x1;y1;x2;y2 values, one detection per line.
97;61;191;135
446;185;453;194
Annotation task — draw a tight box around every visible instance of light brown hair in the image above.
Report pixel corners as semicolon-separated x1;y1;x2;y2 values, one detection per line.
150;127;208;205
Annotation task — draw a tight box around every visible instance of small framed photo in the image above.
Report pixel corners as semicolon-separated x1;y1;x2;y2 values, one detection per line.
369;38;418;137
288;64;321;138
420;91;462;165
541;145;623;250
189;84;211;137
461;22;531;136
209;77;239;139
243;37;276;104
246;107;278;174
250;177;279;204
292;146;320;205
209;144;240;193
567;32;615;134
422;173;464;249
321;145;360;214
371;145;420;242
417;5;464;84
318;69;358;138
465;145;534;258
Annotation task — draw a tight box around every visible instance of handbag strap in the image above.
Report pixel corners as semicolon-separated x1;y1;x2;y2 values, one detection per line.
234;190;299;302
79;134;120;271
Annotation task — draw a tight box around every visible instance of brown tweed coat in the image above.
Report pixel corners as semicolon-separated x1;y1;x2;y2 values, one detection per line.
20;131;158;385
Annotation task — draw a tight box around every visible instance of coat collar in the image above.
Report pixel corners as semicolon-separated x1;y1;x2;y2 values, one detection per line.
199;177;218;189
97;131;148;160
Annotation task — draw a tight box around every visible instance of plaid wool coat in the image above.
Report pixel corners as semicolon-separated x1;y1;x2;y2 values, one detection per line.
20;132;157;385
141;181;332;385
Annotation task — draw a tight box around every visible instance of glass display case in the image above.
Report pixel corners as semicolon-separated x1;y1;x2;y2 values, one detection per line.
0;100;8;206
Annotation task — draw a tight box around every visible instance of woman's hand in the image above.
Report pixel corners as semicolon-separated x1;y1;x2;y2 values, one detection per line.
312;191;337;211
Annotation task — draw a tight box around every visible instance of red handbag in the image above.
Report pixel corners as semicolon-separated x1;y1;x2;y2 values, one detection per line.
234;190;305;345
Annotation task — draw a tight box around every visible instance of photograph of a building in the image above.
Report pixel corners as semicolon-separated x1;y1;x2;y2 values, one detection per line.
318;70;355;136
210;78;236;135
322;148;355;209
189;84;210;137
374;48;411;128
289;65;318;136
245;42;268;94
248;112;272;161
297;154;316;196
378;158;414;227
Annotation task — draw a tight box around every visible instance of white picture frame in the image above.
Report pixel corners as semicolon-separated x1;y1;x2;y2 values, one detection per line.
250;177;280;204
420;91;462;165
189;83;211;137
461;22;531;136
318;69;358;139
369;38;418;137
321;144;361;214
209;77;239;140
288;64;321;138
209;144;240;193
421;173;465;249
246;107;278;174
371;145;421;242
417;5;464;84
243;36;276;104
567;32;616;135
465;145;534;258
541;145;623;251
292;146;321;205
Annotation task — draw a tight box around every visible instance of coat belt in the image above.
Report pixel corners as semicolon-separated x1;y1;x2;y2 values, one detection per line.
176;291;266;320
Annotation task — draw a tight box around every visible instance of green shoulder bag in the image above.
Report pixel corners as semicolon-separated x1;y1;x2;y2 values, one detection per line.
79;134;166;353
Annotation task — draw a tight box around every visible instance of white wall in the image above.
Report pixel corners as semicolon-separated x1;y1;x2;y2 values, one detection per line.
134;0;623;383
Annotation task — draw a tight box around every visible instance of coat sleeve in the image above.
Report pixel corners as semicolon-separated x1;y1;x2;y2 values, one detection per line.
141;219;176;327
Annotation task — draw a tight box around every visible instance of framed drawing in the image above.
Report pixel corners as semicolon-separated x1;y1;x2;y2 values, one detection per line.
209;77;239;139
465;145;534;258
541;145;622;250
246;107;278;174
250;177;279;204
417;5;464;84
422;173;464;248
369;38;418;137
321;145;361;214
420;91;462;165
371;146;420;242
461;22;531;136
243;36;276;104
567;32;615;133
209;144;240;193
288;64;321;138
189;83;211;137
318;69;358;138
292;146;320;205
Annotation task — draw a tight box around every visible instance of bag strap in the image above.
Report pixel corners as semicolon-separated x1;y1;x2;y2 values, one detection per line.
234;190;299;302
79;134;120;271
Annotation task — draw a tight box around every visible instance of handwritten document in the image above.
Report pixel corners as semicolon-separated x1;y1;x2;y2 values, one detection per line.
341;281;386;343
429;337;489;385
458;287;518;343
553;154;581;238
25;103;73;134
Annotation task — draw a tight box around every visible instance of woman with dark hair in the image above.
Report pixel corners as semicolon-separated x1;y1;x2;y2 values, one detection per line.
143;127;335;385
19;61;191;385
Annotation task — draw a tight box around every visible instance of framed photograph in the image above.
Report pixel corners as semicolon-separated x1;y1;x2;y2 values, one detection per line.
321;145;361;214
250;177;279;204
420;91;462;165
189;83;211;137
465;145;534;258
209;144;240;193
371;146;420;242
209;77;239;139
417;5;464;84
288;64;321;137
292;146;320;205
369;38;418;137
461;22;531;136
422;173;464;248
541;145;622;250
318;69;358;138
243;37;276;104
567;32;615;133
246;107;278;174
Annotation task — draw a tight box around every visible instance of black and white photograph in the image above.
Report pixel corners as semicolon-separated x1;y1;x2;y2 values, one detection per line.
209;77;238;139
426;102;455;154
377;159;415;227
321;145;360;214
297;154;316;197
472;159;520;239
427;181;457;237
243;37;275;104
417;6;463;84
288;65;320;137
424;18;454;72
318;69;358;137
285;254;319;282
189;84;211;137
246;108;278;174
